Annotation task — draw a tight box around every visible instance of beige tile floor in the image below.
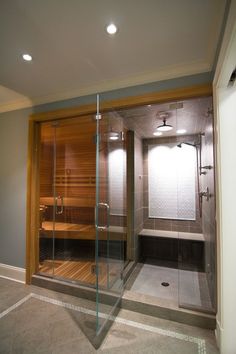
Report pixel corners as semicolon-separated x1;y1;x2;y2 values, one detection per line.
0;277;219;354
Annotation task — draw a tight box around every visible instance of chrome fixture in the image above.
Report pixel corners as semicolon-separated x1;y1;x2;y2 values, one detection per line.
199;187;211;202
95;113;102;120
55;195;64;214
95;202;110;231
205;108;213;117
229;67;236;86
107;130;124;141
156;112;173;132
199;133;205;175
177;141;198;148
201;165;213;170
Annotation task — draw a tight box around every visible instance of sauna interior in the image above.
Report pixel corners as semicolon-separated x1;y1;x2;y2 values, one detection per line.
38;112;127;292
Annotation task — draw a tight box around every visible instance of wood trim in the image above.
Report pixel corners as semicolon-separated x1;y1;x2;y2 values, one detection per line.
26;83;213;284
26;120;34;284
30;83;212;122
26;121;41;284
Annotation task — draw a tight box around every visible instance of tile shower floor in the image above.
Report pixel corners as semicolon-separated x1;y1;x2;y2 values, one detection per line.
0;277;218;354
128;263;213;311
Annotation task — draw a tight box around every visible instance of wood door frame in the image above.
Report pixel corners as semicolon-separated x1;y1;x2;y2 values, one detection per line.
26;83;212;284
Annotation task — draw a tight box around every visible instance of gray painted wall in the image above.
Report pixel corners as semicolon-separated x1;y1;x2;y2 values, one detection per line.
0;108;32;267
0;72;212;269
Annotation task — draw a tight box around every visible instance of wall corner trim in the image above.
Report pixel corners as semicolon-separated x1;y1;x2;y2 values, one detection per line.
215;318;222;351
0;263;26;284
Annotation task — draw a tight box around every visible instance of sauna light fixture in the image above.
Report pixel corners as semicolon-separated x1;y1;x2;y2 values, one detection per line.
108;131;119;141
153;131;162;136
107;130;124;141
176;129;187;134
22;53;32;61
106;23;117;35
156;112;173;132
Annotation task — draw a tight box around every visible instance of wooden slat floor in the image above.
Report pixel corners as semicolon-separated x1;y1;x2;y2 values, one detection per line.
38;259;120;287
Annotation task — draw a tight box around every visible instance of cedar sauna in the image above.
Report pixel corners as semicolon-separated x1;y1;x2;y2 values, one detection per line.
37;112;127;290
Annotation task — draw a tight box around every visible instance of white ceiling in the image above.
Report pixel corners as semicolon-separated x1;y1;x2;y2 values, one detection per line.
0;0;226;113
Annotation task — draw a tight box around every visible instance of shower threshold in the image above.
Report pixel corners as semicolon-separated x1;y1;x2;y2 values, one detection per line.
32;272;215;330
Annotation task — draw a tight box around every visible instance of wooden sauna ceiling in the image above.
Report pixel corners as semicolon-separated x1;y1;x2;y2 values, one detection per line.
117;96;213;139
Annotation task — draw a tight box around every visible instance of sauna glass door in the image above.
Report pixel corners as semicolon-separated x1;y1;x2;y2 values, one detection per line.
95;104;127;335
38;102;127;343
38;116;97;284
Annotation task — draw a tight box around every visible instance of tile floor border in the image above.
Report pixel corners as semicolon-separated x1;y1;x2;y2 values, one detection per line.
0;292;207;354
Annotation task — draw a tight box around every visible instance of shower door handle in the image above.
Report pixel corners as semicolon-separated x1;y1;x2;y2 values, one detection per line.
55;196;64;214
95;202;110;231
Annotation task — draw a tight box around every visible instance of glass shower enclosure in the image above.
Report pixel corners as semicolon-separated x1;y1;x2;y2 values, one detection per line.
37;95;127;345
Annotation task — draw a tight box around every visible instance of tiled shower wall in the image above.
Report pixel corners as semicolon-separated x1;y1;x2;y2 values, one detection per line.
200;111;216;309
143;135;202;233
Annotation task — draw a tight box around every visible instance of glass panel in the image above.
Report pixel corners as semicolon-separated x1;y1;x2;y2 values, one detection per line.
95;98;126;335
38;115;98;286
38;123;56;277
177;96;215;313
52;116;97;285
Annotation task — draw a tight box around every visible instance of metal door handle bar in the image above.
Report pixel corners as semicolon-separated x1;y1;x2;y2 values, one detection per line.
95;202;110;230
55;196;64;214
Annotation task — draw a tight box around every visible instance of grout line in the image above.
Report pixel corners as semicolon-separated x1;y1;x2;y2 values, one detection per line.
0;294;32;319
0;292;207;354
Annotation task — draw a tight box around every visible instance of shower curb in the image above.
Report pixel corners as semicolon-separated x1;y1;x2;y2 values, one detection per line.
32;275;215;330
122;291;216;330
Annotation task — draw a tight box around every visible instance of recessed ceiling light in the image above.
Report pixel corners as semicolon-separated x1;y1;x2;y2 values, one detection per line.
176;129;187;134
147;104;152;107
153;131;163;136
22;54;32;61
106;23;117;35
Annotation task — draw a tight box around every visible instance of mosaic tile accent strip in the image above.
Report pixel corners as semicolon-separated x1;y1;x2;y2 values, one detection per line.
0;292;206;354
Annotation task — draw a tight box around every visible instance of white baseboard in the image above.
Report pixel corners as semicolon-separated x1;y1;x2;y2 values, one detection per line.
215;318;222;351
0;263;26;283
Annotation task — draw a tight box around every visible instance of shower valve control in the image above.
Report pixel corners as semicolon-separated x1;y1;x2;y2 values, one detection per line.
199;187;211;202
200;165;213;175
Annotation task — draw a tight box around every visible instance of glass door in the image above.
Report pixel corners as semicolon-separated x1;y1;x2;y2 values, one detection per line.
37;95;127;345
52;117;97;284
95;96;127;336
38;115;97;285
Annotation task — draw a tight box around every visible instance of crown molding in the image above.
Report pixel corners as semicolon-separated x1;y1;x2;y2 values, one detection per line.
0;60;211;114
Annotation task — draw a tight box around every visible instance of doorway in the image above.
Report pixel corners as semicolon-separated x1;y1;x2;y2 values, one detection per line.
29;102;128;345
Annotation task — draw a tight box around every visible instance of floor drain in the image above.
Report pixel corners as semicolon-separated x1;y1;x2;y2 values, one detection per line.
161;282;169;287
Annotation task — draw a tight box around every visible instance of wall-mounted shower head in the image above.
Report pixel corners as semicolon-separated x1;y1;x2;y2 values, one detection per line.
177;141;199;148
